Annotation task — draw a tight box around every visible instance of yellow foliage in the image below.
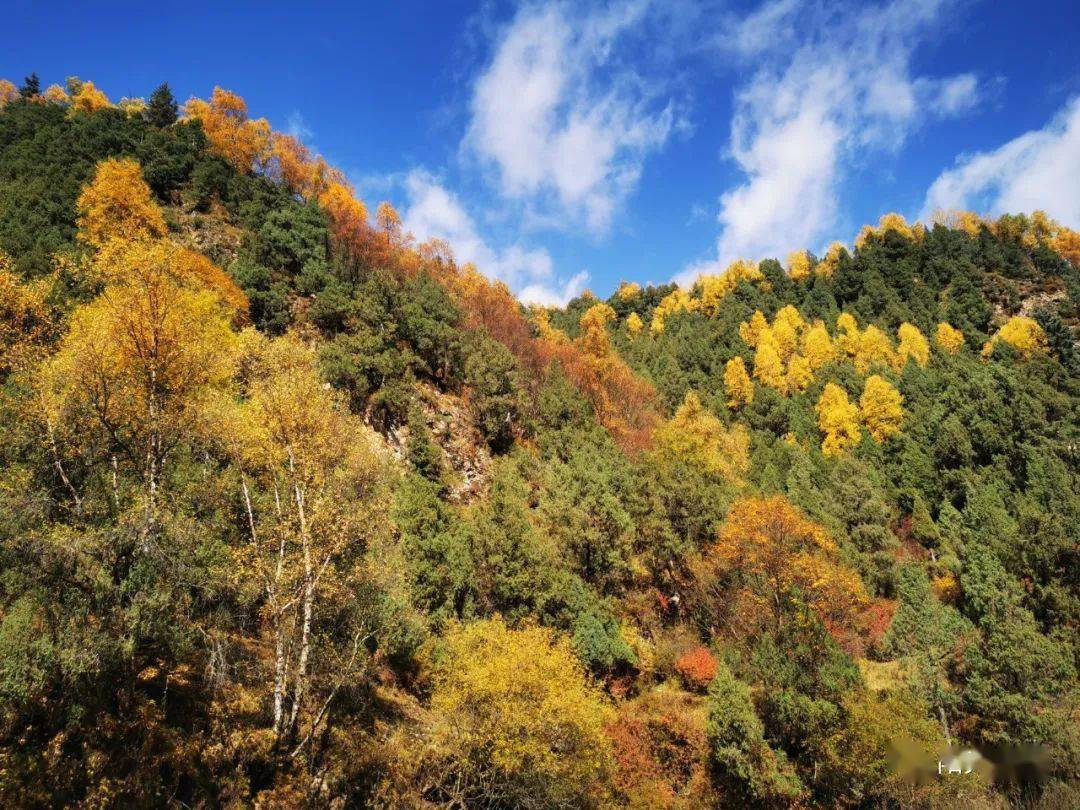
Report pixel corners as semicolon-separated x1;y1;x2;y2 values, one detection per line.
787;249;811;281
1050;227;1080;266
854;324;895;373
69;80;111;114
752;335;786;390
835;312;860;357
859;375;904;442
698;259;762;316
43;84;68;104
783;354;814;395
0;252;53;375
724;356;754;408
738;310;770;348
76;158;167;251
376;200;403;243
938;210;987;238
616;281;641;301
654;391;750;485
802;321;835;370
531;306;570;344
771;305;803;361
931;571;960;604
0;79;17;107
38;267;239;496
895;322;930;368
579;302;617;357
184;87;271;173
650;288;697;335
403;618;614;808
712;496;869;630
982;316;1048;358
934;322;965;354
817;383;861;457
118;97;147;117
816;242;846;278
625;311;644;336
855;212;916;249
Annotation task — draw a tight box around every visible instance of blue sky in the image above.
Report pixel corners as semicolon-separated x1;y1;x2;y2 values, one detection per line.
5;1;1079;303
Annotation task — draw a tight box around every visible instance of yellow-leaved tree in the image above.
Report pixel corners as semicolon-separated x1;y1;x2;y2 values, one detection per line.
783;353;814;395
0;79;18;107
724;356;754;408
753;335;786;391
895;322;930;368
650;288;698;335
653;391;750;485
854;325;896;373
738;310;770;348
37;242;240;534
0;251;53;376
708;496;868;632
626;311;644;336
788;249;812;281
203;331;390;758
698;259;762;316
69;80;111;114
76;157;167;251
387;618;615;808
376;200;403;245
935;322;965;354
184;87;271;172
982;316;1049;358
802;321;835;370
816;383;861;457
860;374;904;442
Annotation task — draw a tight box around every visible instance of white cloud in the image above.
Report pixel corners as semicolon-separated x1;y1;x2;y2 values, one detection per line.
285;111;313;140
465;1;675;234
922;73;981;117
402;169;588;306
717;0;801;58
680;0;982;285
920;97;1080;227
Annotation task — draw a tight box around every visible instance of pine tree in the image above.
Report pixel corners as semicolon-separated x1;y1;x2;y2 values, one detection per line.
146;82;178;127
19;72;40;99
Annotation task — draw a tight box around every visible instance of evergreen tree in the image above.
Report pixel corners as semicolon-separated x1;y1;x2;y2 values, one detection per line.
145;81;178;127
19;73;39;99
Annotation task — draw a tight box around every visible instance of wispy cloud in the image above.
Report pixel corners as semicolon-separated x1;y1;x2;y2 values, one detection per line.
920;97;1080;227
464;0;677;235
285;110;313;140
402;169;588;306
680;0;984;284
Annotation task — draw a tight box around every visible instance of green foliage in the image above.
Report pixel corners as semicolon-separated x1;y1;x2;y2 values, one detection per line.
145;82;178;128
707;661;805;806
1;81;1078;807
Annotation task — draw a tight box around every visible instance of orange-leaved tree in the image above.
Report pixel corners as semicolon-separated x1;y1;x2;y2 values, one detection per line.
708;496;868;633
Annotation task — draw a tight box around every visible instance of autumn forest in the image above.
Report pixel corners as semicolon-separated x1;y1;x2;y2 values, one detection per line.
0;76;1077;807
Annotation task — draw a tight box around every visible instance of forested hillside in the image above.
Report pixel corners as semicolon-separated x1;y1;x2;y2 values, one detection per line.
0;76;1077;808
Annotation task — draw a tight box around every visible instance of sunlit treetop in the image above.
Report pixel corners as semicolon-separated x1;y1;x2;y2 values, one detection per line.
816;241;847;278
854;212;921;249
184;87;271;173
650;287;698;335
0;79;17;107
697;259;762;316
982;315;1049;358
787;249;812;281
76;157;167;250
935;322;965;354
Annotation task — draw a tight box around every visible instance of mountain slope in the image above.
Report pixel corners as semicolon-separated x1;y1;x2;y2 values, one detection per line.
0;78;1077;808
